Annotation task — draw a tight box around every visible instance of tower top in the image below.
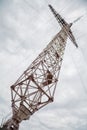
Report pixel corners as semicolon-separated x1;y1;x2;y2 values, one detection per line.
49;4;78;48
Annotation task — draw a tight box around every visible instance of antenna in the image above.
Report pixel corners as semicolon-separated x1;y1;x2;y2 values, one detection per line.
49;4;78;48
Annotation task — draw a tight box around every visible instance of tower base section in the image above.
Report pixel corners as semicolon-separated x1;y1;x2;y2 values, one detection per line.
0;126;8;130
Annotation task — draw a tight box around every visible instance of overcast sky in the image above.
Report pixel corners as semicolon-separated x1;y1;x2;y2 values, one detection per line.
0;0;87;130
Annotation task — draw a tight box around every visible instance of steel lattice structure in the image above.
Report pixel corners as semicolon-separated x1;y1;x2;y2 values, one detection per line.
0;4;78;130
11;29;67;122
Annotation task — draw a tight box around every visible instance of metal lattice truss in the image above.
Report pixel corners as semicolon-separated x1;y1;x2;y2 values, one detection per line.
11;29;68;123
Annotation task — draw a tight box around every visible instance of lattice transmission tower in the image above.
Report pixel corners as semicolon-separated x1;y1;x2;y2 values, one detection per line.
0;4;78;130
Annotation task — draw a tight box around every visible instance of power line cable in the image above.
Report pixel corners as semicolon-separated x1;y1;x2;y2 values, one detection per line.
2;1;87;90
70;51;87;95
33;114;58;130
